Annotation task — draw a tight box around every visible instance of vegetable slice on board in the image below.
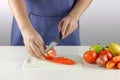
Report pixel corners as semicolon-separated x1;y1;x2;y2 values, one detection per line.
50;57;75;65
44;48;57;60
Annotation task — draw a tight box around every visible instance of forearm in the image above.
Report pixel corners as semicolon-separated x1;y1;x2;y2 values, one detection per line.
8;0;33;34
69;0;93;20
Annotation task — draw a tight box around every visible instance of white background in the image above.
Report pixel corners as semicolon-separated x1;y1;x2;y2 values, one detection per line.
0;0;120;46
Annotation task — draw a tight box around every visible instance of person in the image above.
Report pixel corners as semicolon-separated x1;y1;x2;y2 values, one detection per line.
8;0;93;59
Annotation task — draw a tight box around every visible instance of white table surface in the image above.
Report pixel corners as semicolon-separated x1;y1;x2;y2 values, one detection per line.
0;46;120;80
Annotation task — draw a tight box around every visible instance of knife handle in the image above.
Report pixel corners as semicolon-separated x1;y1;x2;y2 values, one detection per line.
59;31;62;39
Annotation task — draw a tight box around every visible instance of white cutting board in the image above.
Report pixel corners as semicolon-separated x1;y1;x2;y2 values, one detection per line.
22;46;90;69
23;55;83;69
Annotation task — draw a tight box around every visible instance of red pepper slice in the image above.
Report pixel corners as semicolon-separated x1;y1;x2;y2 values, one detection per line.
49;57;75;65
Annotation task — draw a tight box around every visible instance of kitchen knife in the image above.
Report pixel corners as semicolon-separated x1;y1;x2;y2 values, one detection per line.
45;32;62;53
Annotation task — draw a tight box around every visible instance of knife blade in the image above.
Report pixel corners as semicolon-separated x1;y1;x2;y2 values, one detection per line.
80;57;84;68
45;32;62;53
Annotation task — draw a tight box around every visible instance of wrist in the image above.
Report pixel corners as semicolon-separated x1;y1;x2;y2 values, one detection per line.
20;26;34;36
68;13;79;21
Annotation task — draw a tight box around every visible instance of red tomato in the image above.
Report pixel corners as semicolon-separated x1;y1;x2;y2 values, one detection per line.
98;50;112;61
50;57;75;65
83;50;97;64
44;48;57;60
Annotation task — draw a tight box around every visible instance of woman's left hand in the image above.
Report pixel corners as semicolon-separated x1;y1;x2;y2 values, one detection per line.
58;15;78;39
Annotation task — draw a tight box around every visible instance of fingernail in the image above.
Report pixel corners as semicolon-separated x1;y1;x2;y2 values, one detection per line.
62;32;64;36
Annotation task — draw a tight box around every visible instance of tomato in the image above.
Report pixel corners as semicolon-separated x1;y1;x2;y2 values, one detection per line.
44;48;57;60
83;50;97;64
50;57;75;65
98;50;112;61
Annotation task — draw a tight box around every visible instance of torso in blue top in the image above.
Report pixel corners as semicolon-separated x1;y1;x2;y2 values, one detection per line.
11;0;80;46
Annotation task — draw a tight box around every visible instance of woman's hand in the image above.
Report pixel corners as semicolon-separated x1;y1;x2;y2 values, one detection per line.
22;27;46;59
58;0;93;38
8;0;46;59
58;15;78;38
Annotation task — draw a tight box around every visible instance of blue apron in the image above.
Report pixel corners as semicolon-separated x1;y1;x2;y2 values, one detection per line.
11;0;80;46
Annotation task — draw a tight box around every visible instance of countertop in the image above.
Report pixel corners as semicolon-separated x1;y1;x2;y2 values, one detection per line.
0;46;120;80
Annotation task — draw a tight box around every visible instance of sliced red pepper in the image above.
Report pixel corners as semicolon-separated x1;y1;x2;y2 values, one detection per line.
49;57;75;65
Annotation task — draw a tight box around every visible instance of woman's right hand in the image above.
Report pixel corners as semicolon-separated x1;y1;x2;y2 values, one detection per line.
22;27;46;59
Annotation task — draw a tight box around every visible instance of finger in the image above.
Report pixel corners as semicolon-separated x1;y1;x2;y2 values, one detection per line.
27;38;38;57
38;37;46;53
64;23;73;38
34;39;45;54
27;46;40;58
71;23;78;33
33;41;44;58
62;20;68;37
58;20;63;32
34;39;42;51
30;42;43;59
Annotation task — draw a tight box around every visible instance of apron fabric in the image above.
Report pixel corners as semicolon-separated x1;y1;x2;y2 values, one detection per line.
11;0;80;46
